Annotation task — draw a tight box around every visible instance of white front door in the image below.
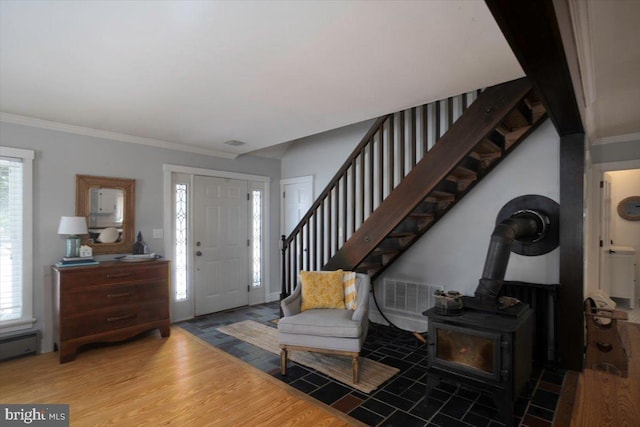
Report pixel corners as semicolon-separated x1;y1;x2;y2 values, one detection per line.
194;176;249;315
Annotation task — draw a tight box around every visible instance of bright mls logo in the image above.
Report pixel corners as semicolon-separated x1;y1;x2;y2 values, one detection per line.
1;405;69;426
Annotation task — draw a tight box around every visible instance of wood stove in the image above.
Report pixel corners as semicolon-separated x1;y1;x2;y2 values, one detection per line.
422;195;559;426
424;304;532;426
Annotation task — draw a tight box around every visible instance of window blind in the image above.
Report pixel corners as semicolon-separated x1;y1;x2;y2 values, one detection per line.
0;156;24;322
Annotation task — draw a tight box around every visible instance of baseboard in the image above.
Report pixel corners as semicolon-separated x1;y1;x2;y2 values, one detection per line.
368;309;429;333
267;292;280;303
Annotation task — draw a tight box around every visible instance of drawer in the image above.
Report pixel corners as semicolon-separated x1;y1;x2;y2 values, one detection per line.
60;301;168;341
58;263;168;289
61;281;168;316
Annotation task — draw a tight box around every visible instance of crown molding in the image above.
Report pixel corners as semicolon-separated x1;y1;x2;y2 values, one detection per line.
0;112;238;159
593;132;640;145
569;0;596;106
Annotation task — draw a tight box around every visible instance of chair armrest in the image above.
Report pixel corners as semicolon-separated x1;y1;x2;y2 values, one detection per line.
352;273;370;322
281;284;302;317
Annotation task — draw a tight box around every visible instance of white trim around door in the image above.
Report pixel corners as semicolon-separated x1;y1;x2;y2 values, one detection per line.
280;175;313;237
163;164;271;323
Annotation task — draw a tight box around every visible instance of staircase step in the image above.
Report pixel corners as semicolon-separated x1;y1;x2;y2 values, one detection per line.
504;125;532;150
435;180;459;196
381;252;398;265
525;93;546;122
408;212;436;218
487;129;508;149
501;107;530;131
408;212;436;231
450;165;477;180
425;191;455;203
371;248;398;256
385;232;417;248
408;212;436;221
474;139;502;155
470;139;503;170
448;166;478;191
387;231;416;238
366;248;400;265
355;263;382;276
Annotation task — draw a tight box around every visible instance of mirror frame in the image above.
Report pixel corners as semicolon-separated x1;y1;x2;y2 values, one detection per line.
76;174;136;254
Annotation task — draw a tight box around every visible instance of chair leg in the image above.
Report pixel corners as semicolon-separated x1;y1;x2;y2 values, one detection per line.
352;355;359;384
280;347;288;376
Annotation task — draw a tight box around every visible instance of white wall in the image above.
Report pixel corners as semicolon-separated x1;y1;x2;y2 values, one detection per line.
0;122;281;351
281;119;376;196
281;119;561;330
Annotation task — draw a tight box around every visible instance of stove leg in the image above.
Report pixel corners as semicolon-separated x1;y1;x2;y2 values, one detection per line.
424;374;440;401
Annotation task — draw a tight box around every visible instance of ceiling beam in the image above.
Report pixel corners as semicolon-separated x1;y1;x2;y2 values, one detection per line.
485;0;584;136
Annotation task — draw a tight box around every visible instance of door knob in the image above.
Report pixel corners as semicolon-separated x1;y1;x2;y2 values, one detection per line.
196;251;203;256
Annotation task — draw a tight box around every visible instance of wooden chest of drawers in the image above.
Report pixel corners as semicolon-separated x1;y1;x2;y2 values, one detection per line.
53;260;170;363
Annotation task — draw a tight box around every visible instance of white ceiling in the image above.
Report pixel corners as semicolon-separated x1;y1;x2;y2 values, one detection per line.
0;1;638;158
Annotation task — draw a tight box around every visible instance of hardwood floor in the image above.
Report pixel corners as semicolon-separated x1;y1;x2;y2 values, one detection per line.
0;327;364;426
570;322;640;426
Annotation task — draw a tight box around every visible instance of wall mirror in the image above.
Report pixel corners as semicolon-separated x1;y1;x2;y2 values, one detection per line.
76;174;136;254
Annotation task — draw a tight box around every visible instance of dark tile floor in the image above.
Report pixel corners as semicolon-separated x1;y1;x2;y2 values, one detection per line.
178;302;566;427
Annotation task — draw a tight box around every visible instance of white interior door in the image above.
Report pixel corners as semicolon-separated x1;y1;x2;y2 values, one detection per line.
599;173;613;293
194;176;249;315
281;176;313;236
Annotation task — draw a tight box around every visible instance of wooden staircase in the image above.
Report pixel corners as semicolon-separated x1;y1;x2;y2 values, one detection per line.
281;77;547;296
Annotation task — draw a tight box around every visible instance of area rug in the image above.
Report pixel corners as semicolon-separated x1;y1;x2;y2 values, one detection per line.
217;320;399;394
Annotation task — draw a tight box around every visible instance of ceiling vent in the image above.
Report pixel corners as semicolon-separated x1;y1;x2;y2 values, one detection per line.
224;140;246;147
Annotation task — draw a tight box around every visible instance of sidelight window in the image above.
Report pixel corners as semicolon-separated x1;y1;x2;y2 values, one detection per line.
175;183;188;301
252;189;262;288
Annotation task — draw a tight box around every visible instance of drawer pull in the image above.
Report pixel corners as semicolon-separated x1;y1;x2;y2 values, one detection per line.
106;273;133;279
107;292;132;299
106;313;135;322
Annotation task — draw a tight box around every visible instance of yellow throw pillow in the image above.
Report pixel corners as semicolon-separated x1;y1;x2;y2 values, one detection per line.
300;270;346;311
343;271;358;310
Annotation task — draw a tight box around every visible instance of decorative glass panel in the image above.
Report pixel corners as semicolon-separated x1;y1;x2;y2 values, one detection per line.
436;328;494;373
175;184;188;301
252;190;262;287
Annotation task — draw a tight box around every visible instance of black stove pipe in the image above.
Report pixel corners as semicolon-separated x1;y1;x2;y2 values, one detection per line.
474;212;542;303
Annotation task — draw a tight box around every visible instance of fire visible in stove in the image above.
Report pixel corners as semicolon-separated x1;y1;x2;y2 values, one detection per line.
436;328;494;373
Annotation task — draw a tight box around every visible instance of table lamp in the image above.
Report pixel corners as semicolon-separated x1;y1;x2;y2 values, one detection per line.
58;216;88;257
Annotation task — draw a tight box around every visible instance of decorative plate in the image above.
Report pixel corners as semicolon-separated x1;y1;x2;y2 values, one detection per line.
617;196;640;221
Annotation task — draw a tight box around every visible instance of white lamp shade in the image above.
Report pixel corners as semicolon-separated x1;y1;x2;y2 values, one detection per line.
58;216;88;235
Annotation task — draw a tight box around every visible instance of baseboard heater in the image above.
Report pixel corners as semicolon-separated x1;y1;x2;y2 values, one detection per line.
0;331;40;362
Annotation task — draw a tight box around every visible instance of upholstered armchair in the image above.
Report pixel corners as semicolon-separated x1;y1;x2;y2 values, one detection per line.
278;271;370;383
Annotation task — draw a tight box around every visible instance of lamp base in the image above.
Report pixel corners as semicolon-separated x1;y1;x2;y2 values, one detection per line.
65;235;81;258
